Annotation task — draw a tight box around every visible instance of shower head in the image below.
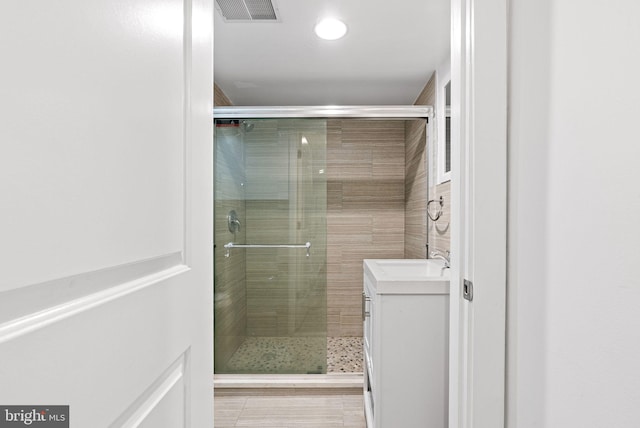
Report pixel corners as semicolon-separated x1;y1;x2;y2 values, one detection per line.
242;120;254;132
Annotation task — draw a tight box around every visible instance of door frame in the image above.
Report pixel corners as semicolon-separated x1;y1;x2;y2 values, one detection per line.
213;2;511;418
449;0;508;427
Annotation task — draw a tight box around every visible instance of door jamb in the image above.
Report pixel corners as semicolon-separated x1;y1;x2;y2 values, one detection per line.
449;0;509;427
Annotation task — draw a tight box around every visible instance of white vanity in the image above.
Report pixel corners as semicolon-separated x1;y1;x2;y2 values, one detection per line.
363;259;450;428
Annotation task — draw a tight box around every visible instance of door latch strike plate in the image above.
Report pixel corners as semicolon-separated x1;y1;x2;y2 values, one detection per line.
463;279;474;301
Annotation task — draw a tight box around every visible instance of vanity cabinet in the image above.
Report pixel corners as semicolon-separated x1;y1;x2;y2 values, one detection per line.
363;259;450;428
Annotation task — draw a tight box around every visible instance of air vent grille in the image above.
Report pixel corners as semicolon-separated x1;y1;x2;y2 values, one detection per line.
216;0;278;21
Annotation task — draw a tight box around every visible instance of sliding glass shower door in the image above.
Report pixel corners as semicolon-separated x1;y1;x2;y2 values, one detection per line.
214;118;327;374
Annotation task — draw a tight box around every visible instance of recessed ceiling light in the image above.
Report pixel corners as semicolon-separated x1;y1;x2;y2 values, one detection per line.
314;18;347;40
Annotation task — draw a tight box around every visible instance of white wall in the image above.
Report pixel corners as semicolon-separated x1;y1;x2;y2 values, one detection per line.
508;1;640;427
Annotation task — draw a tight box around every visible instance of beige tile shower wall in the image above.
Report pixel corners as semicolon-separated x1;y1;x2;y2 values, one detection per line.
327;120;406;337
213;87;254;370
244;120;328;338
416;71;452;255
414;72;436;106
407;73;452;256
214;123;248;370
213;220;246;368
245;199;292;336
404;116;429;259
405;74;435;258
244;199;327;337
214;83;233;106
243;121;287;337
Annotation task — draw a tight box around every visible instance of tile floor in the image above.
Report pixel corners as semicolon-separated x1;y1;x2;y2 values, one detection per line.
215;337;365;427
214;393;366;427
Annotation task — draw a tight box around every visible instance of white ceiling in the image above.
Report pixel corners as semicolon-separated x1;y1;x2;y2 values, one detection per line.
214;0;450;106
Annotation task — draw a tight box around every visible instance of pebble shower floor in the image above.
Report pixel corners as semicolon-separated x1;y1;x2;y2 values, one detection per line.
223;337;363;374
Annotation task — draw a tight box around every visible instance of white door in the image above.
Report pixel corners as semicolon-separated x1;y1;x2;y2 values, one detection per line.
450;0;508;427
0;1;214;427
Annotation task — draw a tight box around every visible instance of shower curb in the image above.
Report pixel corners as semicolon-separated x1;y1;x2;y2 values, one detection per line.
214;373;363;395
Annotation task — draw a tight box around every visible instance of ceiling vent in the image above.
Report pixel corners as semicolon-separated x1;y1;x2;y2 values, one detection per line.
215;0;279;21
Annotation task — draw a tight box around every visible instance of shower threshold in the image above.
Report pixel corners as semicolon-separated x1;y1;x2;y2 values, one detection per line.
214;373;363;391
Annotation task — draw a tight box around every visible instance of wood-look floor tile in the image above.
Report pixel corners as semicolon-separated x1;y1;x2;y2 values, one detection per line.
235;399;344;426
214;396;247;427
214;393;366;427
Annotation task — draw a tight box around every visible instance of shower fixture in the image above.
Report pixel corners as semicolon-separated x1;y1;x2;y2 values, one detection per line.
227;210;241;234
242;120;254;132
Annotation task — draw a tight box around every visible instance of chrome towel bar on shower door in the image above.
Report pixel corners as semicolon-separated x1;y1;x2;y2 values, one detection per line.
223;242;312;258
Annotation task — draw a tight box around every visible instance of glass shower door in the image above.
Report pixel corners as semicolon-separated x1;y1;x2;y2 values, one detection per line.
214;118;327;374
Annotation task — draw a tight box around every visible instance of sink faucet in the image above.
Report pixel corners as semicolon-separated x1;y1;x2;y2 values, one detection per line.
430;249;450;268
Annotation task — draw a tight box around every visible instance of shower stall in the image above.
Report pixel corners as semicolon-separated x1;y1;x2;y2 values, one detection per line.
213;106;431;376
214;116;328;374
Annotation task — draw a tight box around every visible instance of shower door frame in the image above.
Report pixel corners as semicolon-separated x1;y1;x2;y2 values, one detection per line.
214;105;432;119
213;106;433;383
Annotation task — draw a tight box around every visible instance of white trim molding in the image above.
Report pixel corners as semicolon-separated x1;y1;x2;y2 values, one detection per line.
437;58;452;185
449;0;508;427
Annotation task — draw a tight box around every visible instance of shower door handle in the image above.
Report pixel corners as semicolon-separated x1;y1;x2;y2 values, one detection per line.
223;241;311;258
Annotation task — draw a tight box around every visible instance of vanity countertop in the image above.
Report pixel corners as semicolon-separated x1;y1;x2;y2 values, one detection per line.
363;259;450;295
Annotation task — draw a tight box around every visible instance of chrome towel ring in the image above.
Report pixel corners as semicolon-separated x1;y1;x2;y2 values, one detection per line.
427;196;444;221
